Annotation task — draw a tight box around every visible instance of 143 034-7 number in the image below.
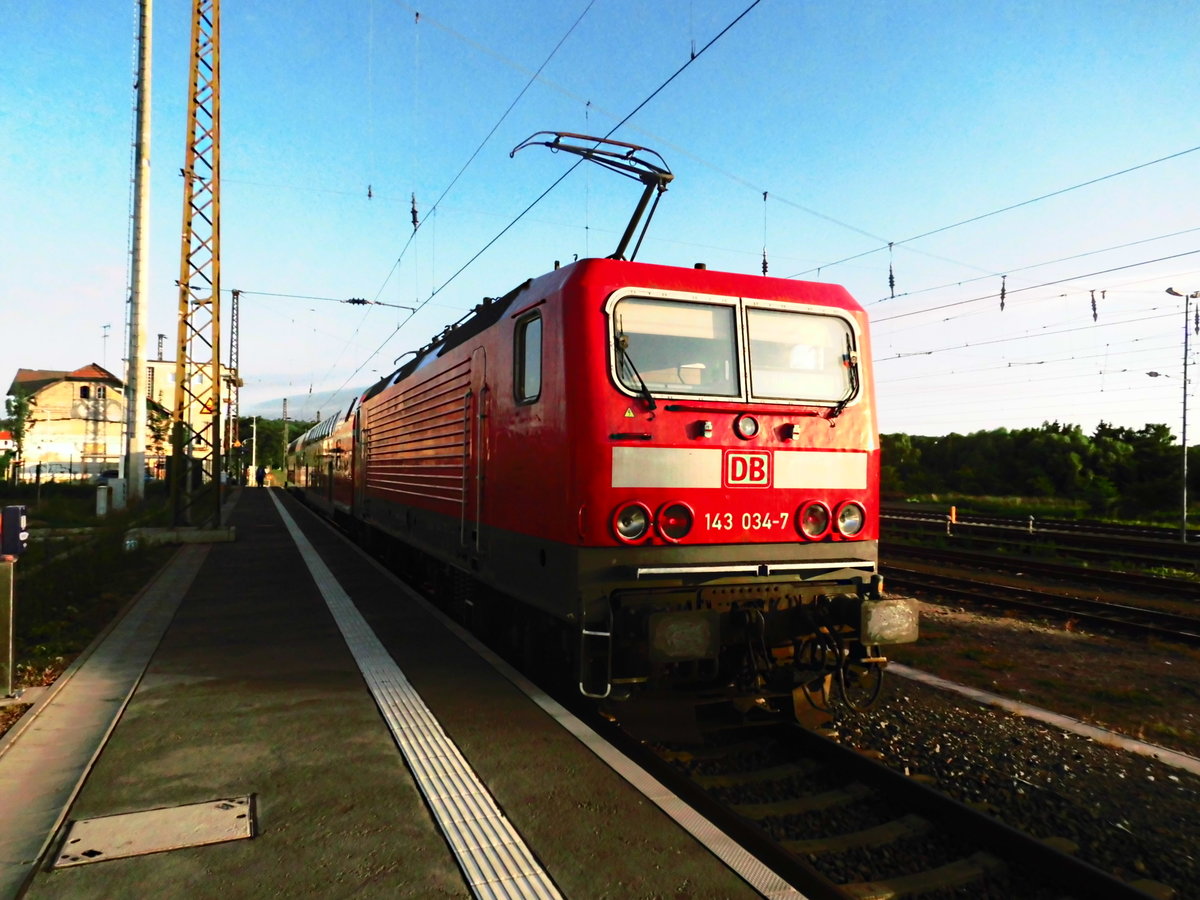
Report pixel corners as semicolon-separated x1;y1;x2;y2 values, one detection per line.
704;511;789;531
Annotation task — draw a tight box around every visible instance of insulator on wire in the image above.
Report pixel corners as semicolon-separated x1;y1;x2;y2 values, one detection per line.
1090;289;1098;322
1000;275;1006;311
410;193;419;231
367;184;373;199
761;191;768;276
888;242;895;299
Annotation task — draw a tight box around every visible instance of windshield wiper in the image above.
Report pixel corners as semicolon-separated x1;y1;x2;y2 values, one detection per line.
616;333;657;412
827;335;860;420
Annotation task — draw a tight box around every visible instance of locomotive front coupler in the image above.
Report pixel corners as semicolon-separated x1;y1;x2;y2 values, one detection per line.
783;576;918;647
854;575;919;646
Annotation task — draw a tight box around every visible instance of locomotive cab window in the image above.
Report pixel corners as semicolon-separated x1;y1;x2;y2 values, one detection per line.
747;308;856;404
612;298;738;397
515;313;542;403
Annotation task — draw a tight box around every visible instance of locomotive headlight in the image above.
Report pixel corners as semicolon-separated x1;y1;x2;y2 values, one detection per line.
655;501;694;542
733;414;760;440
835;501;866;537
797;501;831;539
612;502;652;543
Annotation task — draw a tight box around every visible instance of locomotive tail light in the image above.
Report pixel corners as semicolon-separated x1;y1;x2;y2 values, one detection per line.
835;501;866;537
796;501;832;539
655;501;694;542
733;414;760;440
612;502;652;543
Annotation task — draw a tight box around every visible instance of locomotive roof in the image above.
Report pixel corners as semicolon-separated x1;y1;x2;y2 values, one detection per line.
362;277;534;403
354;257;865;405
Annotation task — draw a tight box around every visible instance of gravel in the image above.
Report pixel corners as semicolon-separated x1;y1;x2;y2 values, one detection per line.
825;675;1200;897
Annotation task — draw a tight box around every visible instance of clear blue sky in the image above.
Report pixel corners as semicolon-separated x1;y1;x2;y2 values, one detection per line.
3;1;1199;439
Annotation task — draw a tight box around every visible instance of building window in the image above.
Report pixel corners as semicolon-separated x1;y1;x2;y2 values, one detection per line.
80;386;91;400
514;314;542;403
97;386;107;400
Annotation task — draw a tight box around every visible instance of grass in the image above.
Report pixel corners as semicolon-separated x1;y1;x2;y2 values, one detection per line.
2;484;176;705
1084;685;1167;709
899;494;1089;519
11;521;174;682
897;492;1200;531
1144;721;1191;742
1;520;175;741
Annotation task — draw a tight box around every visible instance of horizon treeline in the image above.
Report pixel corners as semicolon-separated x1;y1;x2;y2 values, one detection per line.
882;421;1194;516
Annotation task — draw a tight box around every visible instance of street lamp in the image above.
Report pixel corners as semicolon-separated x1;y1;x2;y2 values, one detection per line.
1166;287;1200;542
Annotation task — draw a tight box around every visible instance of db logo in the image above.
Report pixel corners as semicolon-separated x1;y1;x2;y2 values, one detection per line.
724;451;771;487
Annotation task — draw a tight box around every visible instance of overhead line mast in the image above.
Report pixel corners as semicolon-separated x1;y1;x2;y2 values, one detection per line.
124;0;152;505
171;0;222;526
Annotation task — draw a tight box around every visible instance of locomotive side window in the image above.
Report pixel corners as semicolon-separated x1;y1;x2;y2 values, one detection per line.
613;298;739;397
515;313;542;403
746;308;855;403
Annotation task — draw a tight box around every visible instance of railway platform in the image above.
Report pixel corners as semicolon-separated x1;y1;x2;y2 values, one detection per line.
0;487;794;899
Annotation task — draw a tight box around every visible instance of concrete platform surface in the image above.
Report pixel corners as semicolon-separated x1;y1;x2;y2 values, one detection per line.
2;488;783;899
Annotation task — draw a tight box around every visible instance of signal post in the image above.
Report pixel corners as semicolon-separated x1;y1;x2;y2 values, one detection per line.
1;506;29;699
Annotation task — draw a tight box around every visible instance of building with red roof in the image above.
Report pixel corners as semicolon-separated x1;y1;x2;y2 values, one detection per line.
4;363;167;481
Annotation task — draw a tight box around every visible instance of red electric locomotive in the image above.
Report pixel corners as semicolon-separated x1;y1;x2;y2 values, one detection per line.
287;134;917;728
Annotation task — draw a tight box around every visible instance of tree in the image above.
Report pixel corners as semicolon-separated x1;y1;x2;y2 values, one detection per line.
2;389;35;483
235;417;315;471
883;420;1186;518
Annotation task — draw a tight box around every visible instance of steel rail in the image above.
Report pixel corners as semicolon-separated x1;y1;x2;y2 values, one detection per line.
625;722;1157;900
882;566;1200;645
881;541;1200;599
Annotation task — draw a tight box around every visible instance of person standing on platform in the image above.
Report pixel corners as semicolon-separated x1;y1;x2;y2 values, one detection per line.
255;465;266;488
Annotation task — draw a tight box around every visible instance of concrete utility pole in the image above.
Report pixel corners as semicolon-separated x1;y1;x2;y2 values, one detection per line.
1167;286;1200;543
124;0;152;504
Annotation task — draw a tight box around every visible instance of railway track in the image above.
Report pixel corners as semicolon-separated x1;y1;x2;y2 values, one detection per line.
612;721;1165;899
882;565;1200;645
882;505;1200;542
882;542;1200;600
883;511;1200;574
320;502;1186;898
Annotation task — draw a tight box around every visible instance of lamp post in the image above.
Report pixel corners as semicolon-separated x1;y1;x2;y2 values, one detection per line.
1166;287;1200;542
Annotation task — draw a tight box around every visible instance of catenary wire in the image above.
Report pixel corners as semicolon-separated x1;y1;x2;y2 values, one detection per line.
789;143;1200;279
873;249;1200;324
320;0;765;408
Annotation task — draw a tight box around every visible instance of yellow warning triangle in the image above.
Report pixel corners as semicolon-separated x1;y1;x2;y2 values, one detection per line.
624;408;635;418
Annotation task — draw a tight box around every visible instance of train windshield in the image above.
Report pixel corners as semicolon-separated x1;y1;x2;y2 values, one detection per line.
613;298;739;397
746;308;854;402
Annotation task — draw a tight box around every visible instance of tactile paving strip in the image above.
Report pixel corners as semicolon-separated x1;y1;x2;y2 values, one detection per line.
270;492;562;900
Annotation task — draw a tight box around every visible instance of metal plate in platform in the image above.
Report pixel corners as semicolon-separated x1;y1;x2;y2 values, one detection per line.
54;796;255;867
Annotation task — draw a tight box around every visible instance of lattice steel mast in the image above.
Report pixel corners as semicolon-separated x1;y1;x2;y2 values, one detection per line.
171;0;222;526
